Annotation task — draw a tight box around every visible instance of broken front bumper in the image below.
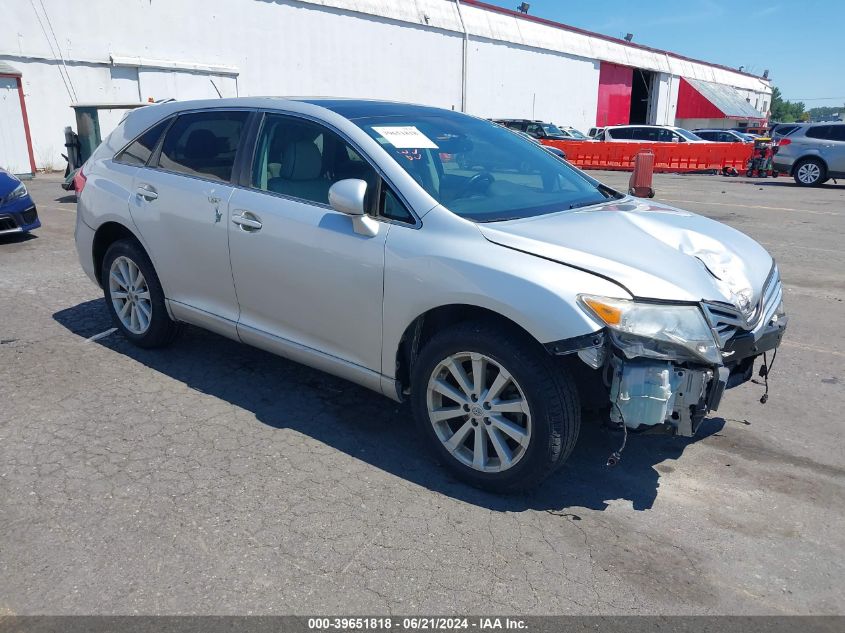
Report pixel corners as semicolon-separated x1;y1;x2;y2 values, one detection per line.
605;311;787;436
550;301;787;437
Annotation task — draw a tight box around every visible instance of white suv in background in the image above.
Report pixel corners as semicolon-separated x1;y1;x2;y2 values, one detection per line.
598;125;706;143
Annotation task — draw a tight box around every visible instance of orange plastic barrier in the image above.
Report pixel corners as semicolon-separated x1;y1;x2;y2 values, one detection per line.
542;140;753;173
629;150;655;197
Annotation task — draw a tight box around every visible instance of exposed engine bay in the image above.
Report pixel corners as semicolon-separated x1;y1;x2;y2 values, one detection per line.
556;267;788;444
608;356;716;437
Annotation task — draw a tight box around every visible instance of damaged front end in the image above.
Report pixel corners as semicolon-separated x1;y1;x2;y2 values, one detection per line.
557;266;787;439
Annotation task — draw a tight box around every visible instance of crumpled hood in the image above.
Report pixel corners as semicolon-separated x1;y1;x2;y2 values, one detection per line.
478;197;773;309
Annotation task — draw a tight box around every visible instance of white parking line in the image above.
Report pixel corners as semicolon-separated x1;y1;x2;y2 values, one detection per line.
660;198;839;216
782;340;845;358
84;327;116;343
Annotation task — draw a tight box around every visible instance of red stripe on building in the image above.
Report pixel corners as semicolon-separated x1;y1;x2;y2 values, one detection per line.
676;77;724;119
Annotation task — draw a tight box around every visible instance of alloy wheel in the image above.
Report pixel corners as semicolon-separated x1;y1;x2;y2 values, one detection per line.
426;352;532;473
108;255;152;335
796;162;821;184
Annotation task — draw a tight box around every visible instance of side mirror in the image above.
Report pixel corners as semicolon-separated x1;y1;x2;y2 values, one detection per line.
328;178;379;237
328;178;367;216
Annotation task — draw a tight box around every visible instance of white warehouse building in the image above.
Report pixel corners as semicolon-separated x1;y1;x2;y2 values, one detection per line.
1;0;772;175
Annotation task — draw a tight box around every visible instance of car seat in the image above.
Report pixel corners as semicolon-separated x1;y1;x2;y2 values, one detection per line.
267;141;331;203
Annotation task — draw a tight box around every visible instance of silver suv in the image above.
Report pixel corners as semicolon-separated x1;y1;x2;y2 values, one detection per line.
773;122;845;186
74;98;787;491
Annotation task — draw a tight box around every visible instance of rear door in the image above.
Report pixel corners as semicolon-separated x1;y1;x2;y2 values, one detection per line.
826;126;845;173
129;109;251;333
804;125;838;172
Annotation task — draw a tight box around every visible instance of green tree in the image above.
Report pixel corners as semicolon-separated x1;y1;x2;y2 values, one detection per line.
769;87;806;122
770;86;789;121
807;105;845;121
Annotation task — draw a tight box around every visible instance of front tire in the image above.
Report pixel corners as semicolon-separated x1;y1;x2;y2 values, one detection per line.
101;239;181;348
793;158;826;186
411;322;580;493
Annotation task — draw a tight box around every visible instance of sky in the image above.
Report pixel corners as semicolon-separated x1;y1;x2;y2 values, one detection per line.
484;0;845;109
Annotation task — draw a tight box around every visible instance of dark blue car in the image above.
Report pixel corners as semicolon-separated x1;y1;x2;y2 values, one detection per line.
0;168;40;235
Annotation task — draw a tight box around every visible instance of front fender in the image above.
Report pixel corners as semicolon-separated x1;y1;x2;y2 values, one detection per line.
380;206;630;379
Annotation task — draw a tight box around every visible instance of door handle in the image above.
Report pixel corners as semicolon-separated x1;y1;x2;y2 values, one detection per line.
232;212;263;232
136;184;158;201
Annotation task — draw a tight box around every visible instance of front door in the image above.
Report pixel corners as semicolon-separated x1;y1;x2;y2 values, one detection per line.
129;109;251;331
228;113;388;372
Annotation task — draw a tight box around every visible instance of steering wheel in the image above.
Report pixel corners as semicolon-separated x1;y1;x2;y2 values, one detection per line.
458;171;495;198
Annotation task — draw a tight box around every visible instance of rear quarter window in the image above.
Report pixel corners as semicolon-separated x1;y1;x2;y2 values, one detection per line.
779;126;799;137
114;118;171;166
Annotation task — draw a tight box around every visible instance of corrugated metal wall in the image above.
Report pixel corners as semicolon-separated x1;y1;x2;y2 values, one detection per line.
1;0;772;169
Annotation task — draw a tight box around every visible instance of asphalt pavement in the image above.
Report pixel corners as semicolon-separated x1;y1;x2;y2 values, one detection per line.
1;171;843;615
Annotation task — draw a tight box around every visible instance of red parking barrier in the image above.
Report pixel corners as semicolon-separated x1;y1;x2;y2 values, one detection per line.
542;139;753;173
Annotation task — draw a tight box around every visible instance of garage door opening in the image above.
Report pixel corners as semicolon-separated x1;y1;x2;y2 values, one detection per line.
629;69;654;124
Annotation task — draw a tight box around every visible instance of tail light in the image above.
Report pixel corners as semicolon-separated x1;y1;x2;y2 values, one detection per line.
73;165;87;194
778;138;791;146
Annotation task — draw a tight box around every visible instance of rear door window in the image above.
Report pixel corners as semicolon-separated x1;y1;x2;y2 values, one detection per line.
156;110;250;182
806;126;832;140
115;118;171;166
609;127;634;140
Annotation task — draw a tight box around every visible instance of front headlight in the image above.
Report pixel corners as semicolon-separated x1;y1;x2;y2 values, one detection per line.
6;182;28;202
578;295;722;365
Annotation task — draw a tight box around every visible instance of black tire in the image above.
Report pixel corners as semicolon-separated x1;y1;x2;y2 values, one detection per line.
411;321;580;493
793;158;826;186
101;239;182;348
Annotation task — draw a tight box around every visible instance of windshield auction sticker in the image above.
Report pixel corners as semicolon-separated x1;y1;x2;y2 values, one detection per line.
372;126;439;149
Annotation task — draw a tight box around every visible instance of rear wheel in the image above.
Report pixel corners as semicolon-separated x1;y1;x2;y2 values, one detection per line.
411;322;580;493
793;158;826;186
101;239;181;348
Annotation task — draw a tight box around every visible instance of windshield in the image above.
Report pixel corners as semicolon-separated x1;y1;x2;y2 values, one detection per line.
675;128;704;141
356;113;619;222
564;127;589;140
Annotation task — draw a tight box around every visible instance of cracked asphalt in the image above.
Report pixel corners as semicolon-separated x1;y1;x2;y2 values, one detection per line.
1;172;843;615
